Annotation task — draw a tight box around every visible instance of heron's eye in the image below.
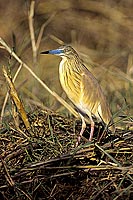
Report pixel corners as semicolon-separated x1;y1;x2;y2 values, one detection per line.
65;49;71;54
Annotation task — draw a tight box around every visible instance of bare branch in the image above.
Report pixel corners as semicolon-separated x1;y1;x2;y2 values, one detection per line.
0;64;22;123
28;0;37;64
36;12;56;50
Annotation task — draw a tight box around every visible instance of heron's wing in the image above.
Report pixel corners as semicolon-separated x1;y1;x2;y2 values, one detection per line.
80;66;112;125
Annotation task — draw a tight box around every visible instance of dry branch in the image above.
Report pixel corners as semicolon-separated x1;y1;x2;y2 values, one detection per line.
2;66;31;131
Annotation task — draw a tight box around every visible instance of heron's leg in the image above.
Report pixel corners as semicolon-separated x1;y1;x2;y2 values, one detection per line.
76;114;86;147
89;116;95;141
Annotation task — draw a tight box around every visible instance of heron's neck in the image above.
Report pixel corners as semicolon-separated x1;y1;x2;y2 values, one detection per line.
60;56;81;72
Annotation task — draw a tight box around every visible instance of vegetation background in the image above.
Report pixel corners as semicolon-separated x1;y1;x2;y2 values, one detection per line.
0;1;133;199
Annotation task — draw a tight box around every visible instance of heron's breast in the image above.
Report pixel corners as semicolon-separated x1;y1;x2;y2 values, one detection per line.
59;59;81;104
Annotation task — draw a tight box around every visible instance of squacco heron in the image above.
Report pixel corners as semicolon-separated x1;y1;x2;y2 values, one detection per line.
41;45;115;145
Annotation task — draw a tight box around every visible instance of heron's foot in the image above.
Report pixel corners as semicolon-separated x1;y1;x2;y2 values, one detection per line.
75;135;81;147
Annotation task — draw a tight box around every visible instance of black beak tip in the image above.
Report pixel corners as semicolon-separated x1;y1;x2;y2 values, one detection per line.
40;50;49;54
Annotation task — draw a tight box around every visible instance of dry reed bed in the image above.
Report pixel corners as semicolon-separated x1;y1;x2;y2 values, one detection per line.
0;109;133;200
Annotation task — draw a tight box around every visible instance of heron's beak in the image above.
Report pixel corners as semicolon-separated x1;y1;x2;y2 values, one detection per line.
40;49;63;55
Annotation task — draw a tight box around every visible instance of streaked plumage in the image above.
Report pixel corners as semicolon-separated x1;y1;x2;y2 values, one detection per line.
41;45;115;145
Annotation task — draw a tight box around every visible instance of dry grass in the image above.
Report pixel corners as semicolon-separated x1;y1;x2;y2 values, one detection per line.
0;109;132;199
0;0;133;199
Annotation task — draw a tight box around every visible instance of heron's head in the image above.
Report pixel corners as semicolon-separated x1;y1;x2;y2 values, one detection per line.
41;45;78;58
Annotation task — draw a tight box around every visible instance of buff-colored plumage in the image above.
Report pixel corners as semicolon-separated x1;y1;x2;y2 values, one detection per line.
41;45;115;145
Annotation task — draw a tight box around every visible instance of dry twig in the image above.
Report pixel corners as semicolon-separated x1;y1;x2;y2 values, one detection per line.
2;66;31;131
